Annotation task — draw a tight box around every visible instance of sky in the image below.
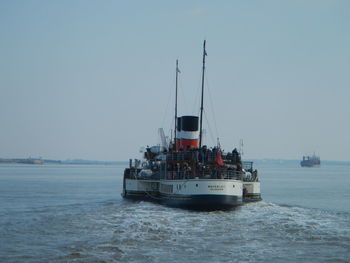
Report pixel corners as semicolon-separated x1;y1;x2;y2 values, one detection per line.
0;0;349;161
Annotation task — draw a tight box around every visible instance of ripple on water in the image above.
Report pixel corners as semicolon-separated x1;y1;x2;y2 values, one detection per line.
1;200;350;263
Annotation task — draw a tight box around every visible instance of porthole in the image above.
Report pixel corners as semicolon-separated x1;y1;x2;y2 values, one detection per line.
196;184;198;187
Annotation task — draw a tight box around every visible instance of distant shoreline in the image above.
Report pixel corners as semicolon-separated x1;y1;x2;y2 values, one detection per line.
0;158;127;165
1;158;350;166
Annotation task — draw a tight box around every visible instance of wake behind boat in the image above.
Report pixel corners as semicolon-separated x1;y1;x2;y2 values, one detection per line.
122;41;261;210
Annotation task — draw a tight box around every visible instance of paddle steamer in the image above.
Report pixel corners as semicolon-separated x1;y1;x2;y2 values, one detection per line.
122;41;261;209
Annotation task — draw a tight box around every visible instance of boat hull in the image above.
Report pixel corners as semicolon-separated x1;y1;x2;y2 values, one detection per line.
160;193;242;210
122;190;161;201
300;162;320;167
243;194;262;202
122;178;260;210
122;179;160;201
125;178;245;210
243;181;262;202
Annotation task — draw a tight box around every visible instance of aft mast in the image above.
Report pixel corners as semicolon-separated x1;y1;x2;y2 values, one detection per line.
199;40;207;148
174;59;180;151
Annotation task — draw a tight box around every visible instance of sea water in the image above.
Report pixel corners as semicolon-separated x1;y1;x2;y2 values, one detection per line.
0;162;349;263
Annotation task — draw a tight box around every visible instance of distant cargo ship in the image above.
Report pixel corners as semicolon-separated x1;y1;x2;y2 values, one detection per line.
300;154;320;167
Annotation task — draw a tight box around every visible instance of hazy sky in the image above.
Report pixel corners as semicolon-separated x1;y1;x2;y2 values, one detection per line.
1;0;349;161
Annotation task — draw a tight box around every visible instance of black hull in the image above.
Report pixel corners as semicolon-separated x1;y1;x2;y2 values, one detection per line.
300;160;320;167
123;191;243;210
300;163;320;167
123;189;261;210
243;194;262;202
160;194;243;210
122;190;161;202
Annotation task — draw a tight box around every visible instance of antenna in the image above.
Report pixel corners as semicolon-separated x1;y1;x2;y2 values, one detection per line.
158;128;167;150
239;139;244;156
217;137;221;149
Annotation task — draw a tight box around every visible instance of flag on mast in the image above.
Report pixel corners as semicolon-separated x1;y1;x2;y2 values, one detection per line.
176;59;181;73
216;151;224;166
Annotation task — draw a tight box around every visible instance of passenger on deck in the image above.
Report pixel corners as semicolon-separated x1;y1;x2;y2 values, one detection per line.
232;148;240;163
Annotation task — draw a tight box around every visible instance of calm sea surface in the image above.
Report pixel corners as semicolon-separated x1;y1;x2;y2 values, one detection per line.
0;162;349;263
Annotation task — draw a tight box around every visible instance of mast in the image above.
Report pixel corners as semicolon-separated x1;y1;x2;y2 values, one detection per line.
199;40;207;148
174;59;179;150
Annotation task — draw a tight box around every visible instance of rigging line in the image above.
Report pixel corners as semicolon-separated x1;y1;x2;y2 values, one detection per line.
167;118;175;141
203;109;216;146
192;71;203;115
161;77;174;130
205;71;220;140
178;74;189;114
